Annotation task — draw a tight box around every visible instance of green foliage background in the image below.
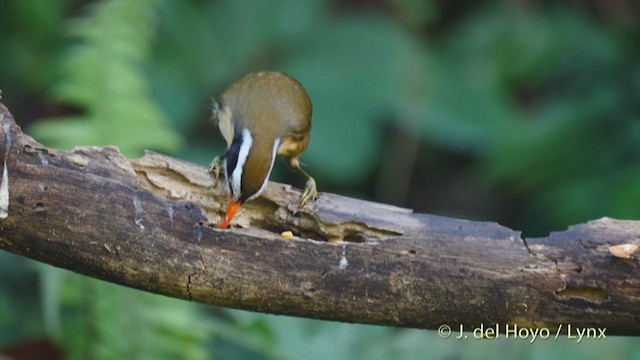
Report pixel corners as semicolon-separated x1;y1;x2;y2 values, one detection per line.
0;0;639;358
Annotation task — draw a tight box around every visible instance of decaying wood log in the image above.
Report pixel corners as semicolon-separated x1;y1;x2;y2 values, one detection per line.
0;101;638;335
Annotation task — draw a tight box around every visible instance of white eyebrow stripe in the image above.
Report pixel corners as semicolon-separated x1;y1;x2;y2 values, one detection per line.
247;138;280;201
230;129;253;201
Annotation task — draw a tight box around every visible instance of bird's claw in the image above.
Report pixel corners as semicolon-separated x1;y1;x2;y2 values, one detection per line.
298;178;318;209
208;156;224;188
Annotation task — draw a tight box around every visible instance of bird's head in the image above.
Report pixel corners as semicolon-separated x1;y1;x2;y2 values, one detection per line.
213;71;310;228
218;124;251;228
218;121;280;229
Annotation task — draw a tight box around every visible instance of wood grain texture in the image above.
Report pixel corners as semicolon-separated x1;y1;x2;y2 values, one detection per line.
0;101;638;334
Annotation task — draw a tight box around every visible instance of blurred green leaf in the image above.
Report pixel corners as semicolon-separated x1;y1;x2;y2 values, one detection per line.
389;0;438;31
28;0;182;157
462;8;640;232
284;14;429;183
57;274;213;360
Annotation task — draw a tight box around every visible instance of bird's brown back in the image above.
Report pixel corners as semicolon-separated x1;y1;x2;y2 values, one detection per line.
219;71;312;144
217;71;313;199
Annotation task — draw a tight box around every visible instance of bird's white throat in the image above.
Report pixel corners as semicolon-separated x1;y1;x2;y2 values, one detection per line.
230;129;253;201
227;129;281;202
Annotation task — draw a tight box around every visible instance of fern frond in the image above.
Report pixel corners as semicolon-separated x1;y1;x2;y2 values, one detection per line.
30;0;182;157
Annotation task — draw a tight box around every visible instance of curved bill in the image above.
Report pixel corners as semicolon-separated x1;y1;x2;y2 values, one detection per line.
219;194;241;229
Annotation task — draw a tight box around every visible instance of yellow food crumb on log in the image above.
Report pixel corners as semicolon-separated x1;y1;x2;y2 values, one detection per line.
608;243;638;259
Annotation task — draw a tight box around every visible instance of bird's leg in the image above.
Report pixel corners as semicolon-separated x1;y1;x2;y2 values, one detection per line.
207;154;226;188
288;157;318;208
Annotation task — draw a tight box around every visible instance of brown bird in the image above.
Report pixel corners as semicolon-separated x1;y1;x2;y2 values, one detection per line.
208;71;318;228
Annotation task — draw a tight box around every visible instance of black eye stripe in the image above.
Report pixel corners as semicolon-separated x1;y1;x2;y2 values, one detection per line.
225;141;241;177
225;123;244;176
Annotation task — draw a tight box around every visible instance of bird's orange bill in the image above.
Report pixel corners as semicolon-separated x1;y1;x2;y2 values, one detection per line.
219;195;241;229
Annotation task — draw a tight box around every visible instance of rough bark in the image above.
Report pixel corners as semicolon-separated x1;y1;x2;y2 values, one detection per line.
0;101;638;335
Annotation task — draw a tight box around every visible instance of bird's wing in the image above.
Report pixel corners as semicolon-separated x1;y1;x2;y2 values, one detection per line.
215;103;235;147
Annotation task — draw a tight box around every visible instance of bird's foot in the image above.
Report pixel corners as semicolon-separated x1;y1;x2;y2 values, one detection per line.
298;177;318;209
207;155;224;188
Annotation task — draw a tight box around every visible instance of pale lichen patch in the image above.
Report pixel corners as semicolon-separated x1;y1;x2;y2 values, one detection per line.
133;196;145;231
0;161;8;219
166;204;174;226
38;152;49;165
0;115;10;220
339;245;349;270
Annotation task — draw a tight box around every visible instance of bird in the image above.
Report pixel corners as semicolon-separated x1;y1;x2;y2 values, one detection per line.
208;71;318;228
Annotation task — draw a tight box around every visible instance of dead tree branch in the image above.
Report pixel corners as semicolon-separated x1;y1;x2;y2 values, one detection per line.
0;102;638;335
